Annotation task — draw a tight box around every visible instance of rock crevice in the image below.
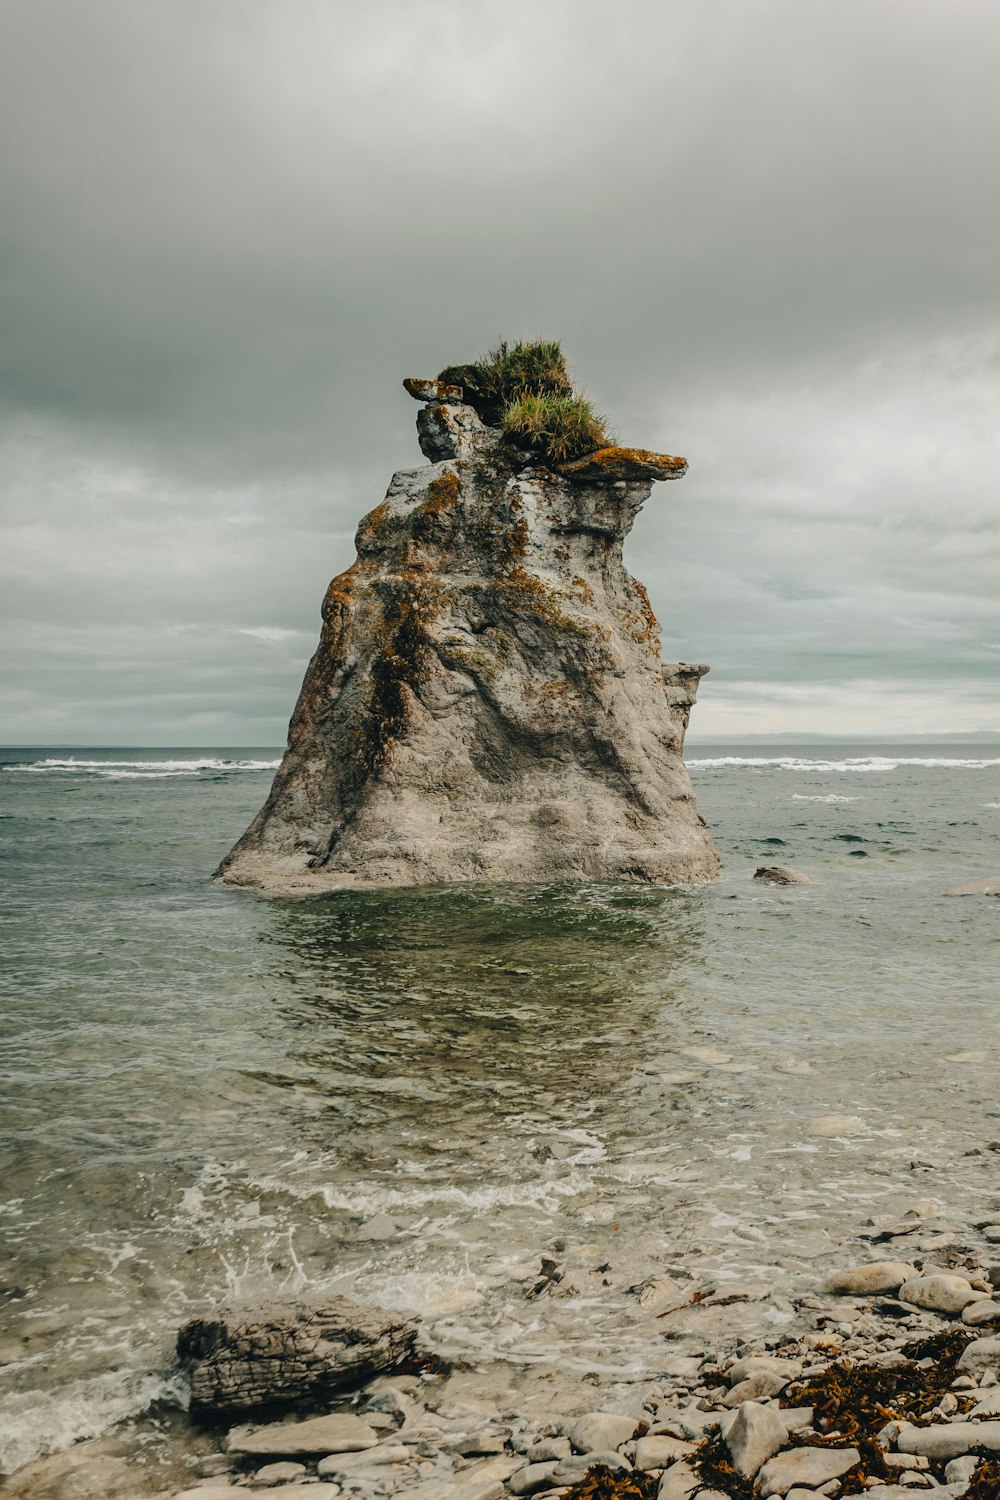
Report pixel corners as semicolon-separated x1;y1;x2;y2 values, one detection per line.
218;379;719;893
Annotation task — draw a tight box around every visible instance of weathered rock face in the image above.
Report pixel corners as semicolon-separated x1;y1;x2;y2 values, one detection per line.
177;1296;418;1419
218;382;719;893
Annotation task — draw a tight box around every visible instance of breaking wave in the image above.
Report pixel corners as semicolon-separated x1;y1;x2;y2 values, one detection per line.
688;756;1000;773
3;756;280;780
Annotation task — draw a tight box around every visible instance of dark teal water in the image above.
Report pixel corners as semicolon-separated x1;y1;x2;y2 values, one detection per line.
1;744;998;1473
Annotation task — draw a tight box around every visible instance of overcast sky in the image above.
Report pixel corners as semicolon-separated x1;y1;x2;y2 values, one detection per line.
1;0;997;744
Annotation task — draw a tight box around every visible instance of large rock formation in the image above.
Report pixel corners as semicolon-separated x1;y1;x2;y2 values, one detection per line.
218;378;718;893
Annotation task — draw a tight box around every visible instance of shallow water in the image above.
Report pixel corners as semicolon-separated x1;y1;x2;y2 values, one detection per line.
1;743;998;1474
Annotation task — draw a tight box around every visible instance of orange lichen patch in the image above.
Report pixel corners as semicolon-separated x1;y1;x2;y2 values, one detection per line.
556;446;688;482
322;561;363;619
403;377;463;403
623;580;661;648
572;574;596;605
497;565;588;636
356;500;398;552
418;469;460;516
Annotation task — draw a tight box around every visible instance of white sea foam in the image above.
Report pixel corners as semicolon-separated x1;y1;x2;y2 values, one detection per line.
688;755;1000;773
6;756;279;779
792;792;860;802
0;1368;188;1476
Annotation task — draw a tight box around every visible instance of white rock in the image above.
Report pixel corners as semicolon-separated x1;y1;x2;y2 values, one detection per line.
525;1439;571;1462
508;1462;558;1495
657;1460;699;1500
174;1489;340;1500
754;1445;860;1495
959;1337;1000;1374
963;1300;1000;1326
723;1371;789;1406
897;1275;978;1314
227;1414;380;1456
553;1451;631;1483
969;1388;1000;1417
723;1401;786;1480
898;1420;1000;1458
944;1453;982;1484
247;1463;308;1487
778;1408;814;1433
822;1262;917;1296
727;1356;800;1386
567;1412;642;1454
633;1436;696;1469
318;1447;411;1475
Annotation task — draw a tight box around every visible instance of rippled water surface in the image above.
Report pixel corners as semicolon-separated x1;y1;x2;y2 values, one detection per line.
1;743;999;1473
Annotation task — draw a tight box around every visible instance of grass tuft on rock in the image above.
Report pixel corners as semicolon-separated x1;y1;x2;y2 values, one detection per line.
501;392;610;465
438;339;611;466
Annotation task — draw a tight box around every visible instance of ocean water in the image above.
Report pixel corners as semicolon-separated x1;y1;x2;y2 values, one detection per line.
1;743;999;1475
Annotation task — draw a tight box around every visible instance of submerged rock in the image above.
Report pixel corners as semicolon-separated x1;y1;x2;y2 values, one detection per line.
217;373;718;894
752;866;810;885
177;1296;418;1418
945;876;1000;896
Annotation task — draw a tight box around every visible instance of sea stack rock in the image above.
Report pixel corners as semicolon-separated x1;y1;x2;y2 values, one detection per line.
218;367;719;893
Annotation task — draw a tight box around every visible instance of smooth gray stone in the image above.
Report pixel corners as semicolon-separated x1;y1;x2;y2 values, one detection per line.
567;1412;642;1454
723;1401;786;1480
755;1444;860;1495
897;1419;1000;1458
226;1413;379;1456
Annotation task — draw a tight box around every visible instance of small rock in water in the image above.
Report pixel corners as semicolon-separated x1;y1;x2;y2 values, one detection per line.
897;1274;978;1314
753;865;810;884
823;1262;917;1295
944;877;1000;896
567;1412;642;1454
353;1213;400;1241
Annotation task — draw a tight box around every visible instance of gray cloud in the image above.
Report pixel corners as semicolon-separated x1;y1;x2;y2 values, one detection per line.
1;0;998;741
